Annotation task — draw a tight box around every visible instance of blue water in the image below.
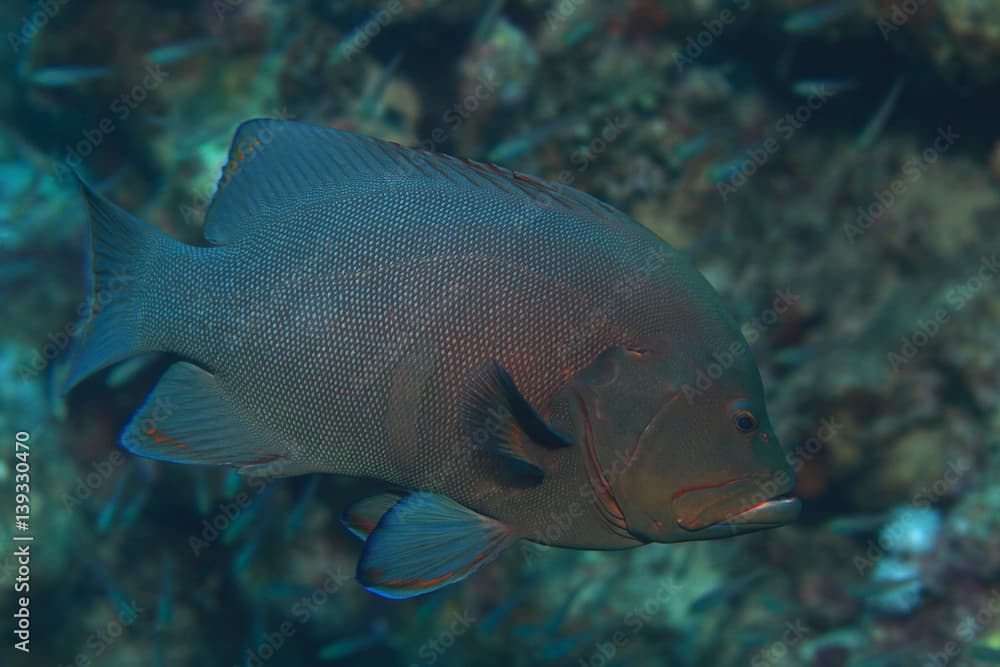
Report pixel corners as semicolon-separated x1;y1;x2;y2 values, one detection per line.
2;1;1000;666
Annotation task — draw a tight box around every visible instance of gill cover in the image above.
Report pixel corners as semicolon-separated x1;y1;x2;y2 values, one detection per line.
562;345;682;538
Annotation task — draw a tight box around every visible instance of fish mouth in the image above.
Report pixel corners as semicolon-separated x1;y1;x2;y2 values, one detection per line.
673;478;801;536
715;495;801;527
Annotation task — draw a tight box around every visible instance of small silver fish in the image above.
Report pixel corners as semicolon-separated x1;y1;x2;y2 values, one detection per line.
487;117;573;162
856;77;905;150
145;38;218;66
688;567;768;613
284;474;319;540
358;52;403;121
792;78;857;98
26;65;113;88
96;466;131;534
318;622;389;662
783;0;869;34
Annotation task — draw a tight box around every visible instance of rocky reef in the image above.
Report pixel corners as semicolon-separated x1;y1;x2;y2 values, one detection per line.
1;1;998;666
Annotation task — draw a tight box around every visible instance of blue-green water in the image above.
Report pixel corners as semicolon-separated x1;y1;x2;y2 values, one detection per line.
2;1;999;666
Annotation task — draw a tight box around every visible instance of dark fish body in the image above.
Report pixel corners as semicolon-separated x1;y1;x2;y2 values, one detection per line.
67;120;799;597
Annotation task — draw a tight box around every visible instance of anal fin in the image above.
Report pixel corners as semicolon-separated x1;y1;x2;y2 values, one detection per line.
357;493;517;599
122;362;310;476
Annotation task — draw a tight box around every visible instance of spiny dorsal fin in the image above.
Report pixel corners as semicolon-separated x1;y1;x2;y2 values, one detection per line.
204;119;635;245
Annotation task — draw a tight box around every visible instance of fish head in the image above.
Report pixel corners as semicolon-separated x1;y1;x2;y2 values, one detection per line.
563;338;800;544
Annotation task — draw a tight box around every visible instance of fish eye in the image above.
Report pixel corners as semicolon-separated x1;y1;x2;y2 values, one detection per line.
732;409;758;433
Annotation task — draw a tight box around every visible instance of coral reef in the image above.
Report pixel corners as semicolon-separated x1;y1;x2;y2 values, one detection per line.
1;1;998;666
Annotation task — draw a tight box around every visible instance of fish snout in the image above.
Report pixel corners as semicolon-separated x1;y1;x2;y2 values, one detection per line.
672;474;800;536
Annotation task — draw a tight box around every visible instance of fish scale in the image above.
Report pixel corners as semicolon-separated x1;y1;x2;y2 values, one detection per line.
168;191;638;521
65;119;798;598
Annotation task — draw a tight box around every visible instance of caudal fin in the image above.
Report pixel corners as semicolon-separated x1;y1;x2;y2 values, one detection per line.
62;178;163;393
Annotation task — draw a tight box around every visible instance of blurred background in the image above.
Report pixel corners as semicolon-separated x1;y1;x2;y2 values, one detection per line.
1;1;999;665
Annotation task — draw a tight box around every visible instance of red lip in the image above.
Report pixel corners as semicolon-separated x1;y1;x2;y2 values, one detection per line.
672;475;799;532
672;478;762;530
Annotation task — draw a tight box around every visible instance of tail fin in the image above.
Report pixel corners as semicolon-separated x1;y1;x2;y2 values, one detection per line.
62;178;163;393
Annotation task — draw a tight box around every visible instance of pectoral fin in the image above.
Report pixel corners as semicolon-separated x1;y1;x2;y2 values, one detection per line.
460;360;573;482
357;492;517;599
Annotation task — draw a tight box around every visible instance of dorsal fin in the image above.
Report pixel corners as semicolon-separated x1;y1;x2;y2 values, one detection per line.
203;119;635;245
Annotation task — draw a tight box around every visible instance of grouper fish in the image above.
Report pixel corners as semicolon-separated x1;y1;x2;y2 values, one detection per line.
65;119;800;598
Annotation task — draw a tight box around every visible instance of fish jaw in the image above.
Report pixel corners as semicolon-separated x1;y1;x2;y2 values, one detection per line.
679;497;802;539
672;476;801;536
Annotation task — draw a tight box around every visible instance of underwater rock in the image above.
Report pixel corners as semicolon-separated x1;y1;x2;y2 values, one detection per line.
939;0;1000;68
461;17;538;107
947;473;1000;577
3;1;999;665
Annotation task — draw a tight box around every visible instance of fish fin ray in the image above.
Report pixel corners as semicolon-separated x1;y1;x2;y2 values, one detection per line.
357;492;517;598
62;177;170;393
203;119;637;244
341;493;404;541
460;360;573;483
122;362;308;476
